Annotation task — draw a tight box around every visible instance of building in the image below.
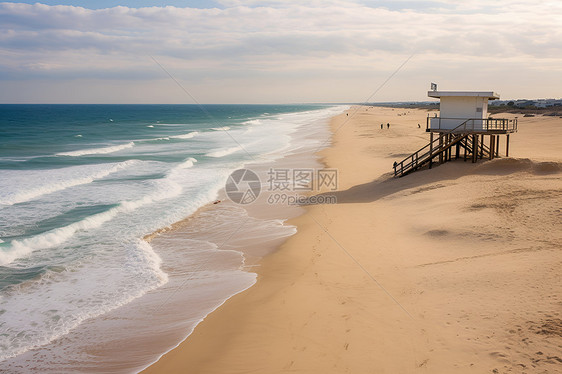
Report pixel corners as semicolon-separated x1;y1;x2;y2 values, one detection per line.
427;91;498;131
393;90;518;177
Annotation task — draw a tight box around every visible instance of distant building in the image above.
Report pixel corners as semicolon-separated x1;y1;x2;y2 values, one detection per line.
490;98;562;108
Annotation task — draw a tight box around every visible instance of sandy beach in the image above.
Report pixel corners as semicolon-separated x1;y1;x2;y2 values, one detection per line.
143;106;562;373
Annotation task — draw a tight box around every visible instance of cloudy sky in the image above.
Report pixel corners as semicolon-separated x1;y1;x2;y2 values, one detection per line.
0;0;560;103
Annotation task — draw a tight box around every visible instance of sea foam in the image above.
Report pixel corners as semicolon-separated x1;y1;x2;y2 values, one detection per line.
171;131;199;139
0;239;168;362
1;163;187;265
205;145;243;158
0;161;136;206
243;119;262;126
2;207;121;266
176;157;198;169
56;142;135;157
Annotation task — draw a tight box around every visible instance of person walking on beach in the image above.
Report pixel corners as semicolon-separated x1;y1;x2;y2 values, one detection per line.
387;123;390;129
380;124;383;129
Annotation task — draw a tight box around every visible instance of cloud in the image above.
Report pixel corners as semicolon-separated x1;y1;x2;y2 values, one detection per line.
0;1;561;102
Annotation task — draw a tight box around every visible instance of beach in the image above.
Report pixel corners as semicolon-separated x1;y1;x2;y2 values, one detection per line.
144;106;562;373
2;2;562;373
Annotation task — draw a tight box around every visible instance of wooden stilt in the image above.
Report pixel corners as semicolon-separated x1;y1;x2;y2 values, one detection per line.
489;135;494;160
444;134;448;161
479;134;484;159
472;135;478;163
496;135;500;157
439;134;443;164
442;134;446;162
455;142;460;159
506;134;510;157
429;132;434;169
444;134;447;162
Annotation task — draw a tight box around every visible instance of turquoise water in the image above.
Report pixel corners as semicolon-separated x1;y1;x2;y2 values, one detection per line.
0;103;344;366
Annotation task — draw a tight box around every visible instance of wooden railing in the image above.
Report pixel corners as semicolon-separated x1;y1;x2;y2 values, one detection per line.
394;120;472;177
393;134;470;177
426;117;517;133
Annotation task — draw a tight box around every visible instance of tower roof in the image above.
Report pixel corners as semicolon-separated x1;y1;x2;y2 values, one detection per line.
428;91;500;100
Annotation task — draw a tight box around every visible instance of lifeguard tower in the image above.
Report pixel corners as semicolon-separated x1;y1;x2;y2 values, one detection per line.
393;87;517;177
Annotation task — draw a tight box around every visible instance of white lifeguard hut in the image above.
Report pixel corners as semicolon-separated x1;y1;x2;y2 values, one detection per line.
427;91;499;131
393;85;518;177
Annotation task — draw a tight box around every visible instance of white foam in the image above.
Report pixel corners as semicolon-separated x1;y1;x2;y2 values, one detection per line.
176;157;197;169
171;131;198;140
147;125;154;128
205;145;243;158
1;208;120;266
211;126;230;131
243;119;262;126
0;239;168;362
1;165;186;265
56;142;135;157
0;161;136;206
150;123;187;127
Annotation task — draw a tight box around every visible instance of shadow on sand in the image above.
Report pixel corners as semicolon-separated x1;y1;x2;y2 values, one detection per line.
303;158;562;205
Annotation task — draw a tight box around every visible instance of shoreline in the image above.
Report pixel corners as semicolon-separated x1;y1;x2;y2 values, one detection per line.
143;106;561;373
133;107;340;371
0;105;345;373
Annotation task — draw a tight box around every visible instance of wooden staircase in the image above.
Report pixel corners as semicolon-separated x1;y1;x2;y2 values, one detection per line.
393;120;493;177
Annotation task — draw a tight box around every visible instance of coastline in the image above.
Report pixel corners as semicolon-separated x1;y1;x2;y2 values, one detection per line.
0;105;344;373
130;107;339;371
143;106;561;373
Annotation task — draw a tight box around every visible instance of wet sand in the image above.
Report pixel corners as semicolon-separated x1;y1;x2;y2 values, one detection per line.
144;106;562;373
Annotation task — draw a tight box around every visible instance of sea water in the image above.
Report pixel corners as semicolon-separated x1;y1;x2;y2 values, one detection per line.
0;104;345;371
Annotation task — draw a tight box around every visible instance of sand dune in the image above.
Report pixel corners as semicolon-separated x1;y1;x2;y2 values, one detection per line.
144;106;561;373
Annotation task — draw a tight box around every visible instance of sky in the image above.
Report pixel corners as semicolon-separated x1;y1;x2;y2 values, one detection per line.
0;0;561;103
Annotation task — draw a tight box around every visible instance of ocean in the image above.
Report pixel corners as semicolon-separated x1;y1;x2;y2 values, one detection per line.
0;104;345;372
